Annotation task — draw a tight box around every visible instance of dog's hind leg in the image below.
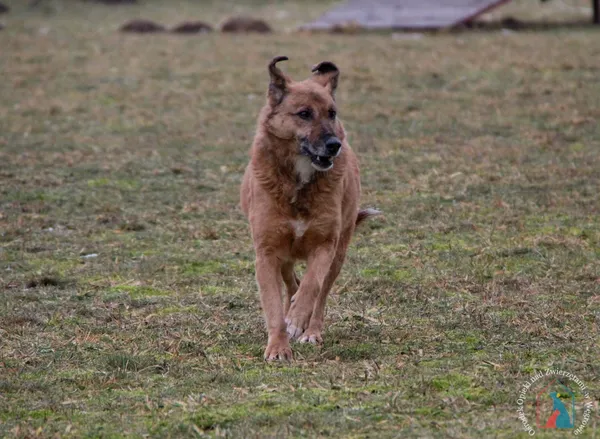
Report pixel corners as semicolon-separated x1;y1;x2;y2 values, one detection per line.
281;261;299;314
286;244;336;339
299;228;353;345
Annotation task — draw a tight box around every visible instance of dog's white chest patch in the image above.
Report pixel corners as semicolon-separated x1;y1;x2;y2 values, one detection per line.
290;220;309;238
295;155;314;184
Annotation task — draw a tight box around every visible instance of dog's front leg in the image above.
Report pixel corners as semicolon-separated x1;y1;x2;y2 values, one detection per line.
255;253;293;361
285;244;336;339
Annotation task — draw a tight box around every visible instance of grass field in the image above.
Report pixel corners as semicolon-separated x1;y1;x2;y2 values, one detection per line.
1;0;599;437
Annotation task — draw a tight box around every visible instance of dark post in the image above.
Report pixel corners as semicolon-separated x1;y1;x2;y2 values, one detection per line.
594;0;599;24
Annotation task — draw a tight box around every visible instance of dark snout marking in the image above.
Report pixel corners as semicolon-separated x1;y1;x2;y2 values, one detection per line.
325;136;342;156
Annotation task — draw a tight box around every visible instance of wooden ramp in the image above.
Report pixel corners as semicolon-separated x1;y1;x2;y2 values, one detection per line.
301;0;511;30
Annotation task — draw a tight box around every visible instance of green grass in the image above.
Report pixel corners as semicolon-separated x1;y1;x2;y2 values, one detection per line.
1;0;599;437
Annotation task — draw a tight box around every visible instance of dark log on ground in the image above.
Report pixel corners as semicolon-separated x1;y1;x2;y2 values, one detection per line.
221;17;272;33
171;21;213;34
120;19;165;33
93;0;137;4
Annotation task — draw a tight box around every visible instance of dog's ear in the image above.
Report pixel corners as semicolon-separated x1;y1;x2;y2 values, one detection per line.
311;61;339;96
268;56;290;107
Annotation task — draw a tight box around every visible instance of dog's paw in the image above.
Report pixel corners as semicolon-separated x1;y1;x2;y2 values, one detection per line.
285;302;312;340
285;320;304;339
298;329;323;345
264;335;293;362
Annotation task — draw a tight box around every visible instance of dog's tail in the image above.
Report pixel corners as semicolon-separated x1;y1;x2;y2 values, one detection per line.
356;208;381;226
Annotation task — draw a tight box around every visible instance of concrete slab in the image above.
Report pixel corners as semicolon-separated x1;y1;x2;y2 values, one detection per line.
301;0;511;30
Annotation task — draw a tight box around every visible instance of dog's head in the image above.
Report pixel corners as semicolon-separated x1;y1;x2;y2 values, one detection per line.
264;56;344;171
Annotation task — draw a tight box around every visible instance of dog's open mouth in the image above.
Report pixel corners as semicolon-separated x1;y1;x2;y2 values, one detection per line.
310;155;334;171
301;148;334;171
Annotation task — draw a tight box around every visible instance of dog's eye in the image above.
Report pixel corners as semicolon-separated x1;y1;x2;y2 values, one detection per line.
329;109;337;119
297;110;313;120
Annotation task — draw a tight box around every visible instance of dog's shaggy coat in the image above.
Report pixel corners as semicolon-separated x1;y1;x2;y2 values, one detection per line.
240;56;378;360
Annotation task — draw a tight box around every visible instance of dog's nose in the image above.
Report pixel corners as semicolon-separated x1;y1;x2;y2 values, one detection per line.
325;137;342;156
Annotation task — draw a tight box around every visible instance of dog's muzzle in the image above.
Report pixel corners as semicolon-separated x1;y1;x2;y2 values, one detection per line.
300;137;342;171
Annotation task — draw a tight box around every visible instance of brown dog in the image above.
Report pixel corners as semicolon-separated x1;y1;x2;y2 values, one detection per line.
240;56;378;361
